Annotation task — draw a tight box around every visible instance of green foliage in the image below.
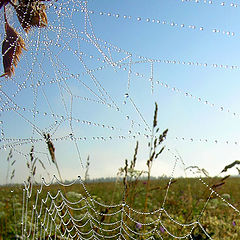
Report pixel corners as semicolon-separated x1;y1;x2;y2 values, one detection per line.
0;177;240;239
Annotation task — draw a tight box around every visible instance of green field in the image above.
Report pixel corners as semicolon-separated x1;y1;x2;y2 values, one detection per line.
0;177;240;239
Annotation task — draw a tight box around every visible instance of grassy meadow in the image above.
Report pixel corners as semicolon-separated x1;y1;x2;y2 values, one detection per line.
0;177;240;239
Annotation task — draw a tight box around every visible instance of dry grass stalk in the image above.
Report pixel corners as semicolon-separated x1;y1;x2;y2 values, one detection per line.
14;0;48;33
1;18;26;77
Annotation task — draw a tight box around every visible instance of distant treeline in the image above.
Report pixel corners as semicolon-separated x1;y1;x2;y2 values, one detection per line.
65;175;176;184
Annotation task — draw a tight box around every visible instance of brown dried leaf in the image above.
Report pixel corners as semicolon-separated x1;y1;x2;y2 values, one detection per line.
1;21;26;77
0;0;11;10
15;1;48;33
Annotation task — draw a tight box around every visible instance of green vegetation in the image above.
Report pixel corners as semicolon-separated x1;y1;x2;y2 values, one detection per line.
0;177;240;239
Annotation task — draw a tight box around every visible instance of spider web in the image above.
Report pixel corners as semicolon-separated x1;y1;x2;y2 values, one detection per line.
0;0;240;239
20;158;240;239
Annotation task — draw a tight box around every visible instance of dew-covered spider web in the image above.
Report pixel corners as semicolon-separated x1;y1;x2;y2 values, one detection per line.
21;172;240;240
1;0;240;239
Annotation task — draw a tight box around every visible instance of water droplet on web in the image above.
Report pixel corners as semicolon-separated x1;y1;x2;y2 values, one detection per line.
137;17;141;21
124;93;129;98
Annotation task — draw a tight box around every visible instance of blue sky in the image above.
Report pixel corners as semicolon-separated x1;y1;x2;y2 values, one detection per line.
1;0;240;184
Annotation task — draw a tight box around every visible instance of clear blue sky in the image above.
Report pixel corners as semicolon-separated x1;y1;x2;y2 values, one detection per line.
1;0;240;184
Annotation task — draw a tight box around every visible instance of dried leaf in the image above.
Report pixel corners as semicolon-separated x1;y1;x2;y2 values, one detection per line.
1;21;26;77
15;0;48;33
0;0;11;10
221;160;240;173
